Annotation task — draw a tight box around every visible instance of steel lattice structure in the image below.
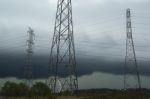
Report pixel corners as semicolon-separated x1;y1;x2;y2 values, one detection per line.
24;27;35;87
124;8;141;91
48;0;78;95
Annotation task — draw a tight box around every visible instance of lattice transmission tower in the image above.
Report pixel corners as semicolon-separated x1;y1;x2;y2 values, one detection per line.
124;8;141;91
48;0;78;95
24;27;35;87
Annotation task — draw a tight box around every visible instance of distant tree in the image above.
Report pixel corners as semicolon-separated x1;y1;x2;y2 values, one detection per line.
30;82;51;96
16;82;29;96
1;81;52;97
1;81;18;96
1;81;29;97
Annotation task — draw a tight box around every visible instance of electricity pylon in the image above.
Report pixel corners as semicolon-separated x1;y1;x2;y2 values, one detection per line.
24;27;35;87
124;8;142;94
48;0;78;95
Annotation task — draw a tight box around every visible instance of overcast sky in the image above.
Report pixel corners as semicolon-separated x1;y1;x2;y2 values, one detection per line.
0;0;150;89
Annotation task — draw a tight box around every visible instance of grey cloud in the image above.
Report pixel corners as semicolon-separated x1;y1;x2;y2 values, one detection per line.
0;0;150;82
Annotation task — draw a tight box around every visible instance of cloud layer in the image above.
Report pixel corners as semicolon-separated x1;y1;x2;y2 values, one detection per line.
0;53;150;79
0;0;150;80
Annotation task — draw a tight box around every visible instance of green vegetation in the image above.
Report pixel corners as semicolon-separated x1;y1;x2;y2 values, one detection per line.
30;82;52;97
0;82;149;99
1;81;29;96
0;81;52;98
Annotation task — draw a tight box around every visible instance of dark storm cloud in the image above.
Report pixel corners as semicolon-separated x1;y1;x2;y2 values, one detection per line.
0;53;150;79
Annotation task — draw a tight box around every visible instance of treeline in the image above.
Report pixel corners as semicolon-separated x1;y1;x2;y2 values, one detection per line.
0;82;150;99
0;81;52;97
78;88;150;99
